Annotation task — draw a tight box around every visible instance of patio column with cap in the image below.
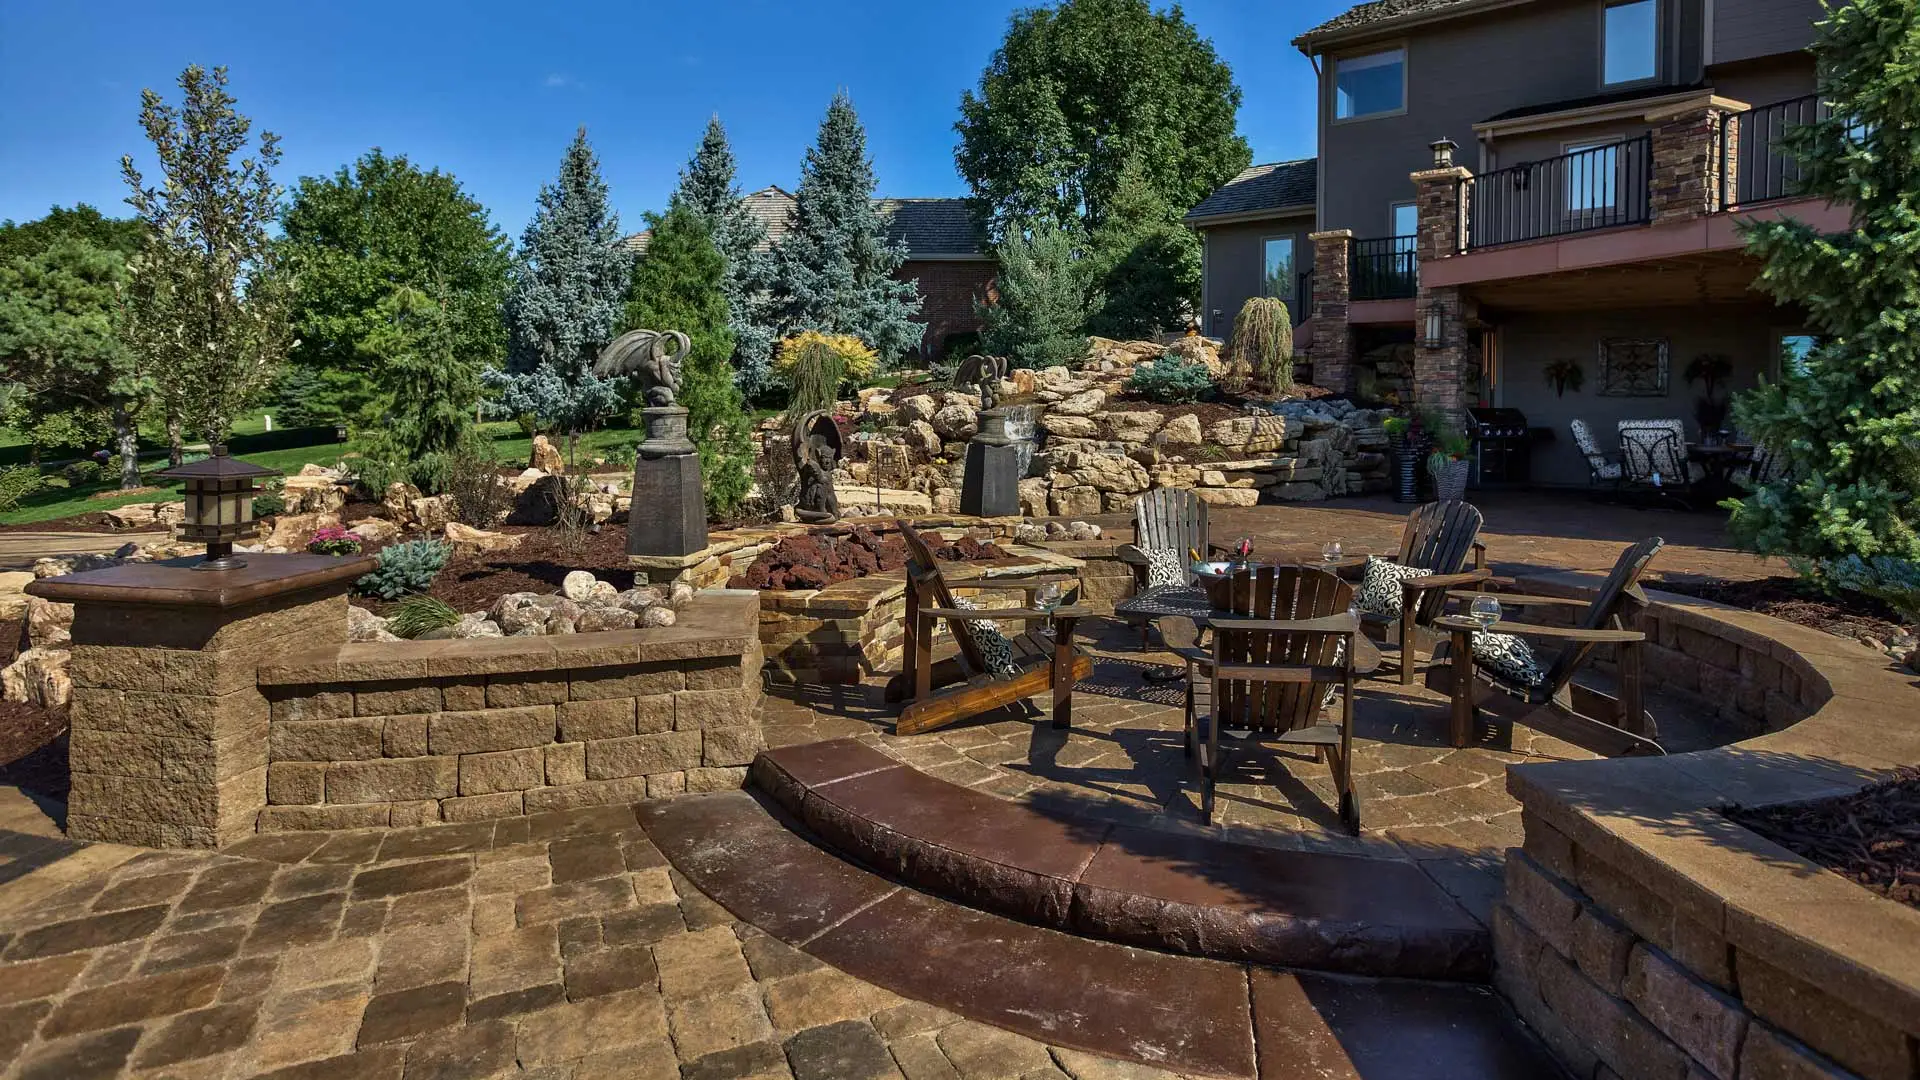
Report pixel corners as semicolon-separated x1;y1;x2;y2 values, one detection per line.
1412;138;1473;428
1307;229;1355;394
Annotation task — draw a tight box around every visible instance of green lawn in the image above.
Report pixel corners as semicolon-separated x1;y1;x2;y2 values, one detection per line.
0;421;651;526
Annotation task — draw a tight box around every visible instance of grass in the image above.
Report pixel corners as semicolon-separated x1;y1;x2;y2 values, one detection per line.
0;420;651;526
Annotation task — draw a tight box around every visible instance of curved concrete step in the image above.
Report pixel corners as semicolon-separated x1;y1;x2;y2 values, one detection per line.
750;738;1490;982
638;787;1563;1080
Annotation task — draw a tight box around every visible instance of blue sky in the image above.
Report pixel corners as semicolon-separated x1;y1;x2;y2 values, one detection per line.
0;1;1347;238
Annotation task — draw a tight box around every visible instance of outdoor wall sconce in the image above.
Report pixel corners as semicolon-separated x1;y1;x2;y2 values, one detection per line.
157;445;281;571
1423;308;1445;350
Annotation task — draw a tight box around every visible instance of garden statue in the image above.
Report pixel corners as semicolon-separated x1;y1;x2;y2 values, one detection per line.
955;353;1009;412
792;411;843;525
597;328;691;407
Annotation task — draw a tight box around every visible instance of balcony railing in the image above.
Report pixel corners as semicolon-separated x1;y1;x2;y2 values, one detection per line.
1722;93;1832;209
1350;236;1418;300
1462;135;1653;250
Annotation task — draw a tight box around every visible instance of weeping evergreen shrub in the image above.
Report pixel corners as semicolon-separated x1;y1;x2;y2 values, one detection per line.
1228;296;1293;390
785;337;846;417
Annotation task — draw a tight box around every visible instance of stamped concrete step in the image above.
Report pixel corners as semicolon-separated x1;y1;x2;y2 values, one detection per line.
751;738;1489;981
639;788;1565;1080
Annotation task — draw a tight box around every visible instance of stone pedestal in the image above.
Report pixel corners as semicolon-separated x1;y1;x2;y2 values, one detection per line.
630;406;708;558
25;553;372;849
1307;230;1356;395
962;410;1022;517
1411;164;1475;428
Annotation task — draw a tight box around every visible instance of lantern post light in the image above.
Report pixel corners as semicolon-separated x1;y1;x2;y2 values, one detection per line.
1424;307;1446;350
157;445;281;571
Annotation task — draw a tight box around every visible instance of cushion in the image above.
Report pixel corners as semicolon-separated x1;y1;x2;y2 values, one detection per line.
1471;630;1546;687
950;596;1019;676
1356;556;1431;619
1143;546;1186;589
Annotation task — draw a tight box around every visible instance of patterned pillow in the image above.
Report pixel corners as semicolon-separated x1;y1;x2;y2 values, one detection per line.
1471;630;1546;687
1143;547;1186;588
950;596;1019;676
1356;556;1431;618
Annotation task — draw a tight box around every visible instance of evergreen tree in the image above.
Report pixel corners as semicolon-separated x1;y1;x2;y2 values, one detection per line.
281;149;511;423
624;205;753;517
673;117;776;400
0;204;144;263
978;220;1095;368
1728;0;1920;563
769;92;923;364
354;284;480;493
121;65;291;455
490;127;631;462
1085;157;1200;337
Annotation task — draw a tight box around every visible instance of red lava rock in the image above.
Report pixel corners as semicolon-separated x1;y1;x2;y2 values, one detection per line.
729;527;1007;591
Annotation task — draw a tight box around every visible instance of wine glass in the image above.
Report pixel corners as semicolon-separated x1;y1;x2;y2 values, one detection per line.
1035;583;1062;638
1322;540;1343;563
1469;594;1502;628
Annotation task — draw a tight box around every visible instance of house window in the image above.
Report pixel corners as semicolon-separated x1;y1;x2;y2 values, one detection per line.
1335;48;1405;120
1390;202;1418;240
1262;237;1296;300
1603;0;1657;85
1565;140;1621;212
1776;334;1817;378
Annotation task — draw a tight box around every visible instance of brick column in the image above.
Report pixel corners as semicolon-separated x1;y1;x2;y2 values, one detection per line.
27;555;369;849
1307;229;1355;394
1647;96;1747;222
1412;159;1474;427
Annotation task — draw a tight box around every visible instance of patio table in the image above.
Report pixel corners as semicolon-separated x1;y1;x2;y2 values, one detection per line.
1686;443;1755;505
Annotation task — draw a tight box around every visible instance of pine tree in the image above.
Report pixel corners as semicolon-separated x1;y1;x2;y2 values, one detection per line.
490;128;631;463
1728;0;1920;563
673;117;776;400
624;205;753;518
978;220;1095;368
769;92;923;364
1086;157;1201;338
355;285;480;493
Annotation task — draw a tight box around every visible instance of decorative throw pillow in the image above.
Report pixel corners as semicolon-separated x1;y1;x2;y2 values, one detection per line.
950;596;1019;676
1143;546;1185;589
1471;630;1547;687
1356;556;1431;619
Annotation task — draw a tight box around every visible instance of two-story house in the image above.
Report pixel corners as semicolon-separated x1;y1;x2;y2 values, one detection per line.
1194;0;1840;486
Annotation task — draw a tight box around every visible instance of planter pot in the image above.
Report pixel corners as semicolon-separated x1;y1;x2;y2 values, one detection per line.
1432;458;1470;501
1388;435;1420;504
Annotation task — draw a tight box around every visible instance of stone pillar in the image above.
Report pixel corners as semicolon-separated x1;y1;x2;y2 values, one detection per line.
1647;96;1747;221
1307;229;1355;394
1412;157;1475;427
26;554;371;849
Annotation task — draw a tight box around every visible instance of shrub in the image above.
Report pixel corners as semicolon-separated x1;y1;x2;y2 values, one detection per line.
783;335;846;417
0;465;44;514
444;439;512;528
252;479;288;518
1809;555;1920;623
775;331;879;382
354;539;451;599
62;458;104;486
1126;355;1215;404
306;526;362;557
1227;297;1294;389
978;219;1094;369
386;594;460;639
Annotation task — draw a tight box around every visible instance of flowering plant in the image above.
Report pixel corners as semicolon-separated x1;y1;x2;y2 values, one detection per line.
307;526;363;557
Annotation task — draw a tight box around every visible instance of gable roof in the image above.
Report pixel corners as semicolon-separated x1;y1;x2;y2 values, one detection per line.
622;188;986;260
1182;159;1318;225
1294;0;1525;51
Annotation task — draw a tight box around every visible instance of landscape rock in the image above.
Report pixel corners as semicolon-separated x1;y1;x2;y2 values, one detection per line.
641;606;677;628
281;475;347;515
530;434;565;473
615;587;665;613
263;511;341;552
561;571;603;602
577;607;639;632
1102;411;1166;443
492;593;584;636
905;420;941;457
930;403;979;441
410;495;453;532
347;518;402;545
1050;389;1107;418
103;501;186;530
1193;487;1261;507
1042;414;1099;439
383;482;422;526
25;596;74;650
586;581;620;607
33;553;124;579
347;605;400;643
1161;414;1204;446
444;522;523;556
669;583;694;609
0;571;34;621
896;395;938;426
297;463;339;478
1;647;70;708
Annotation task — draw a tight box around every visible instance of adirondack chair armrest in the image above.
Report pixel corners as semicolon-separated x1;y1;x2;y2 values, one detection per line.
1485;623;1645;644
917;605;1093;622
947;573;1081;595
1208;613;1359;634
1115;544;1148;566
1445;590;1588;608
1402;569;1492;595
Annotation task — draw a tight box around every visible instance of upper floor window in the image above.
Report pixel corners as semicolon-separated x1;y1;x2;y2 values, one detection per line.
1603;0;1657;85
1335;47;1405;120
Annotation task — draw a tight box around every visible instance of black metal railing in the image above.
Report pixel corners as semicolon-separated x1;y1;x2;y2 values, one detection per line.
1463;135;1653;250
1350;235;1418;300
1721;93;1831;209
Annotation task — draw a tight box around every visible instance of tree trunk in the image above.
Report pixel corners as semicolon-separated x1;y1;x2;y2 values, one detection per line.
113;405;142;490
166;412;184;468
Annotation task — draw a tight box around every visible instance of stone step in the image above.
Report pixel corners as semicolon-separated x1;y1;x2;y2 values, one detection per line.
639;787;1565;1080
750;739;1489;982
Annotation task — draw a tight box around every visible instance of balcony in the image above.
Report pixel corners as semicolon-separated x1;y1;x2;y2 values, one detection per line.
1722;93;1831;209
1463;136;1653;250
1350;236;1418;299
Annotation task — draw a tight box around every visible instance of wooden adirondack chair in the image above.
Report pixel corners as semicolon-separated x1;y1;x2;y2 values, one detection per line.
884;521;1094;737
1117;487;1231;589
1195;565;1361;833
1426;537;1667;758
1359;500;1493;686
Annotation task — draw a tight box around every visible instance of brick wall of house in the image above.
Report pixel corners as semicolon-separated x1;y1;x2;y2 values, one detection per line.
898;260;996;359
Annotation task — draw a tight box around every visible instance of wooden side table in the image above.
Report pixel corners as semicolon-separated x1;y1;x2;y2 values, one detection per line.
1431;614;1493;748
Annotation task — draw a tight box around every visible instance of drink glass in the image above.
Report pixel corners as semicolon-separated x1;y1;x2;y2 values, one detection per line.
1322;541;1343;562
1035;583;1062;637
1469;594;1502;628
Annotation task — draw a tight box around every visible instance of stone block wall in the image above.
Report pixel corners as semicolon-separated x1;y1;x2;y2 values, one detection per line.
254;592;763;830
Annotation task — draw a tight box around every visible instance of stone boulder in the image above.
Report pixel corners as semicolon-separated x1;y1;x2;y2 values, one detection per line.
103;501;186;530
1047;484;1103;517
896;395;938;426
561;571;603;602
32;553;124;579
281;475;347;515
444;522;522;556
1161;414;1204;446
904;420;942;458
26;596;74;650
930;403;978;441
263;511;341;552
615;587;665;613
641;606;677;628
1050;389;1107;418
578;607;639;632
1017;478;1051;518
492;593;584;637
1042;414;1099;440
1060;451;1150;495
530;434;565;473
1208;415;1295;454
1102;411;1165;443
410;495;452;533
1194;487;1260;507
1165;335;1228;377
347;518;402;545
0;571;33;622
347;605;400;643
1;648;70;708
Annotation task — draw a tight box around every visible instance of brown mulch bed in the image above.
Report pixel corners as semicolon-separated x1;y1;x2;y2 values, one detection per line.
1653;575;1910;647
1728;768;1920;909
0;513;145;534
0;617;68;801
359;525;639;617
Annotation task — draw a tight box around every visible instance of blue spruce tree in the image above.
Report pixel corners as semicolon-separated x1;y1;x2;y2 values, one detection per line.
770;92;923;364
491;127;631;462
674;116;777;401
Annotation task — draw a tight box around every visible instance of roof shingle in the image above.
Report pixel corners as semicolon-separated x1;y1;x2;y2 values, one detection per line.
1182;159;1318;224
1295;0;1488;47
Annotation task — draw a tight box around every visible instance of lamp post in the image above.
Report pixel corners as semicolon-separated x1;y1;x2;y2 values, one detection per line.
157;445;281;571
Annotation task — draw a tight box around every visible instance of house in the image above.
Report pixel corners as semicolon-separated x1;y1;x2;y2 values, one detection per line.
1193;0;1831;485
1182;158;1318;340
624;187;993;360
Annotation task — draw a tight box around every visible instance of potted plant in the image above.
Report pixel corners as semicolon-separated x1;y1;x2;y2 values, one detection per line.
1685;353;1734;442
1384;416;1419;503
1427;431;1473;501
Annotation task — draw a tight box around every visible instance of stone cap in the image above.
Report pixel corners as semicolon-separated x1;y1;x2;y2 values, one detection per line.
26;552;375;609
1307;229;1355;242
1410;166;1473;183
1642;92;1751;124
